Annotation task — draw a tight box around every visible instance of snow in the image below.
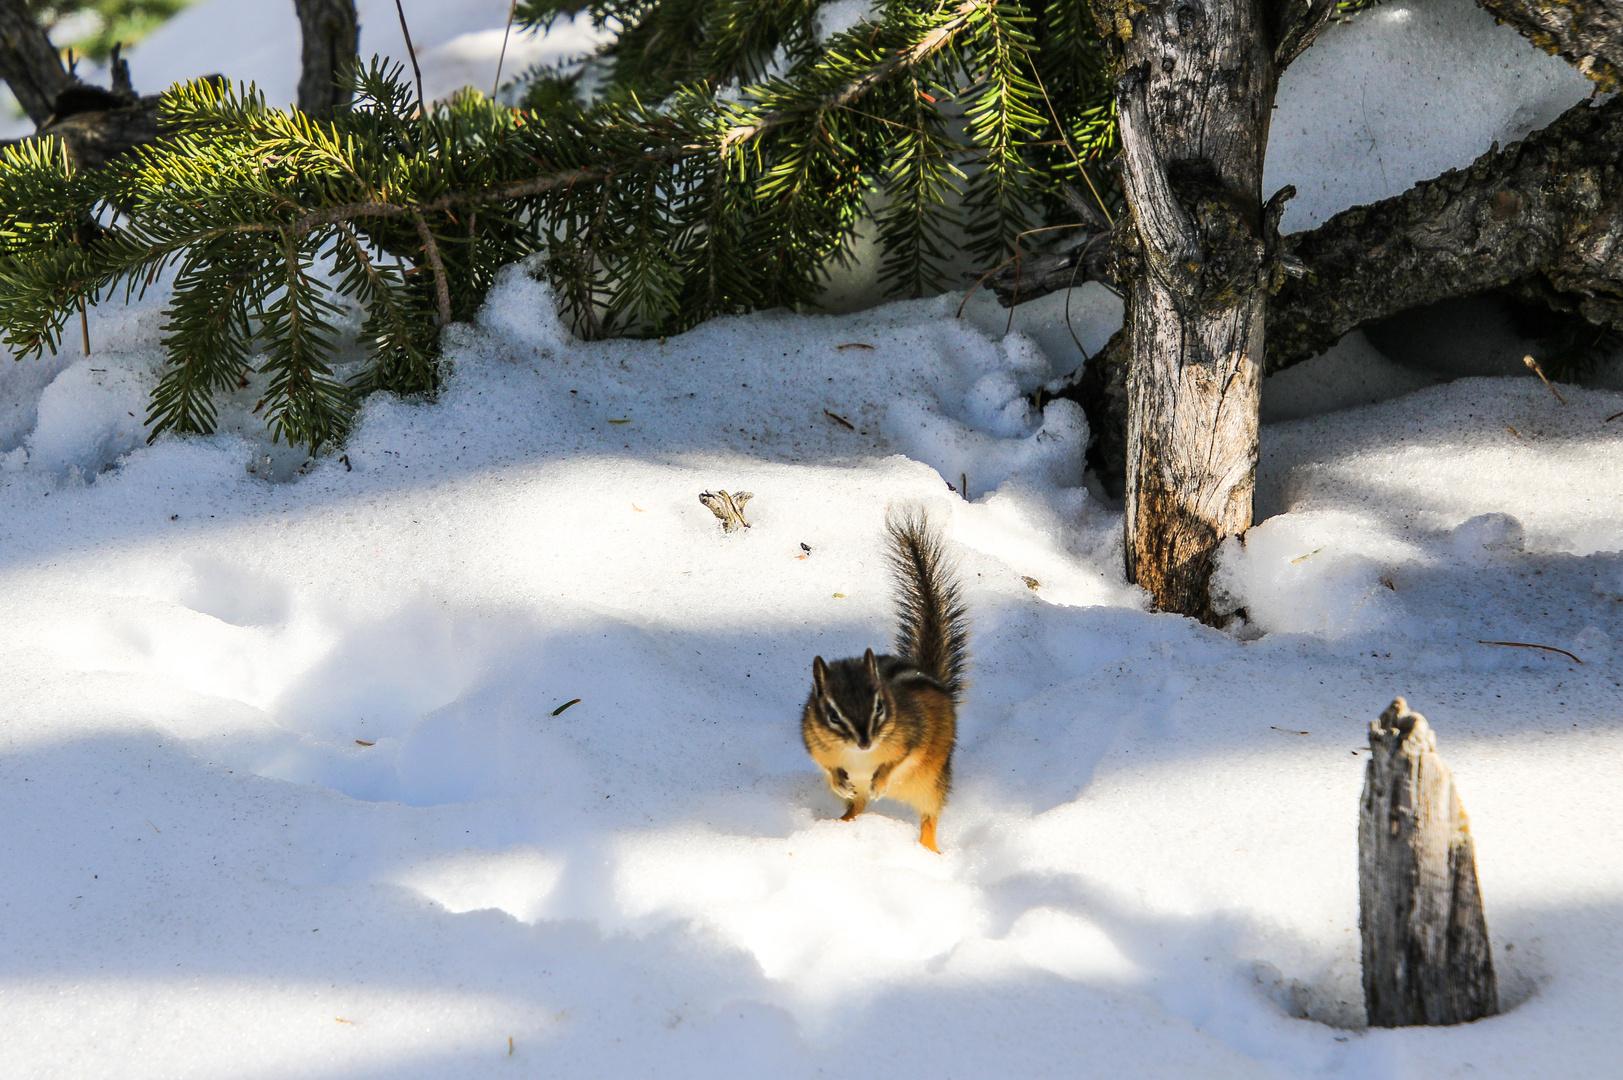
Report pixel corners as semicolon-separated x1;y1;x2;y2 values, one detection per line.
2;253;1621;1078
2;1;1623;1077
1266;0;1597;232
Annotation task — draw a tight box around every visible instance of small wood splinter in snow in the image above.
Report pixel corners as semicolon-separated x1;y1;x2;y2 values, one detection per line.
1359;697;1497;1027
1522;355;1566;405
823;409;855;430
699;489;753;532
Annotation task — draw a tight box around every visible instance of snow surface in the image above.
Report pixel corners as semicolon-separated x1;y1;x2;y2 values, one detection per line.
1;1;1621;1076
2;256;1621;1078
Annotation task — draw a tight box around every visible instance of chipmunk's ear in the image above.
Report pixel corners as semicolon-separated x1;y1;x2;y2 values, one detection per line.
812;655;829;694
863;647;879;680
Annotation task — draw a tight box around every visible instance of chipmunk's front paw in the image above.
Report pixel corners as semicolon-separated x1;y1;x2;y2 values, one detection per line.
829;768;858;800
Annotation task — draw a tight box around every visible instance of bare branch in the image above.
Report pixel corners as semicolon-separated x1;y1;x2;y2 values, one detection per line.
1474;0;1623;93
1272;0;1338;71
0;0;73;127
410;208;452;326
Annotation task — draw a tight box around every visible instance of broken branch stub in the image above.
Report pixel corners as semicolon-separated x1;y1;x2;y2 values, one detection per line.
1359;698;1498;1027
699;490;752;532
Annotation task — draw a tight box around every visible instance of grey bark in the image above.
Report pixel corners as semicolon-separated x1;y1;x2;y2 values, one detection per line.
294;0;359;116
1086;0;1333;619
1473;0;1623;92
1360;698;1498;1027
1020;91;1623;495
0;0;73;127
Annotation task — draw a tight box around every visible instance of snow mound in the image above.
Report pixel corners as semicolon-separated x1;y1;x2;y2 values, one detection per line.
2;266;1622;1077
1218;379;1623;657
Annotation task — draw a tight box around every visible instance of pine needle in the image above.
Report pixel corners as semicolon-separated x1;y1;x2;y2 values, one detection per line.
1478;639;1582;663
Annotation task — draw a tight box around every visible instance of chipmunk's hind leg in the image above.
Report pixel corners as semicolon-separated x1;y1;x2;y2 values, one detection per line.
840;792;867;821
918;816;939;852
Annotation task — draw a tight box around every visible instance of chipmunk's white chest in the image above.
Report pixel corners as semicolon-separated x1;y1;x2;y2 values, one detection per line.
834;745;888;791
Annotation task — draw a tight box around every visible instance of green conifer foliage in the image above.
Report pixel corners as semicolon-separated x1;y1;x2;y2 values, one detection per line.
0;0;1117;454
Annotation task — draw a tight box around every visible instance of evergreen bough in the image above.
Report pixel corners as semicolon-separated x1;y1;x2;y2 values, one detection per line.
0;0;1127;453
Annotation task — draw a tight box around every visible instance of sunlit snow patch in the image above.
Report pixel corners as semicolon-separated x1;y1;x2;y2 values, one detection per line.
396;847;566;923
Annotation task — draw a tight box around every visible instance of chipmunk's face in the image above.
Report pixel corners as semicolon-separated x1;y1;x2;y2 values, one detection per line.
811;650;890;751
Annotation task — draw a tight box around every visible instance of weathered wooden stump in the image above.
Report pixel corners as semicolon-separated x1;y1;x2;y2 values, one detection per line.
1359;697;1498;1026
699;490;752;532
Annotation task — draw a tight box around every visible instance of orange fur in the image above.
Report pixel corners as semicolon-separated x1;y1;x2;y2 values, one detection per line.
802;656;957;850
800;512;967;852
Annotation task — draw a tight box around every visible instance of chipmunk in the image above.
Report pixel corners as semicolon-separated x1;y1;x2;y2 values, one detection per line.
801;510;969;852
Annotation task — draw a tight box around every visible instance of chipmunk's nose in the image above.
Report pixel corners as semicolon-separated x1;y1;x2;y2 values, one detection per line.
856;738;871;750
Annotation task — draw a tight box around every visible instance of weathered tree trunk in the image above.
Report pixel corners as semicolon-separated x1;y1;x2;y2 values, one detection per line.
0;0;73;127
294;0;359;116
1011;91;1623;495
1359;698;1498;1028
1087;0;1334;619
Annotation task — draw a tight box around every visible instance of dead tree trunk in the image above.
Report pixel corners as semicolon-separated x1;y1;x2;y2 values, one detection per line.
1359;698;1498;1027
294;0;359;116
0;0;73;127
1087;0;1334;619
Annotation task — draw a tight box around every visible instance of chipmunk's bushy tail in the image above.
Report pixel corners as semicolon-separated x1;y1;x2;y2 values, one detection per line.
886;509;969;701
